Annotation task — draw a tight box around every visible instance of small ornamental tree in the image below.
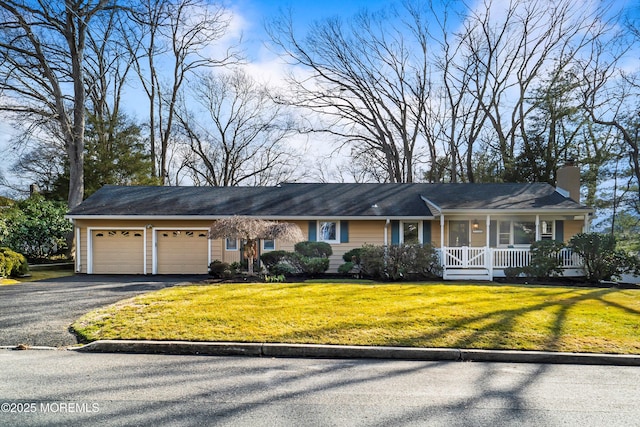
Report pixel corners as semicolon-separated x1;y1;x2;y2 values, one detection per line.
209;216;304;274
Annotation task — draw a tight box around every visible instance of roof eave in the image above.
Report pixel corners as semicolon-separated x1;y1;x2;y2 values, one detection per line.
435;207;593;215
66;214;437;221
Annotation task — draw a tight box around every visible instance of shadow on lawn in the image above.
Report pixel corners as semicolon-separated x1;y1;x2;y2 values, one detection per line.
417;287;638;351
271;285;639;353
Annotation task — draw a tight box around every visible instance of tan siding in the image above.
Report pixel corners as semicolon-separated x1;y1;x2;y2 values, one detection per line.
470;222;487;247
564;220;584;243
325;220;385;272
73;216;590;275
431;221;441;248
78;227;88;274
211;239;223;263
223;245;241;265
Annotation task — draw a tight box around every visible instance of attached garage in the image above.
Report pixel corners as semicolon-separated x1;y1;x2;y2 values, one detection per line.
90;229;145;274
155;229;210;274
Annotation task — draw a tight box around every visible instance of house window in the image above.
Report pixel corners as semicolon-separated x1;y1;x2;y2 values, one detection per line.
499;221;511;245
514;221;535;245
401;221;420;244
497;220;536;246
541;221;554;240
263;239;275;251
449;221;469;247
225;238;238;251
318;221;339;243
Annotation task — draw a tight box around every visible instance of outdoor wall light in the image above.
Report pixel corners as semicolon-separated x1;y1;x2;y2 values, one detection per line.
472;219;479;230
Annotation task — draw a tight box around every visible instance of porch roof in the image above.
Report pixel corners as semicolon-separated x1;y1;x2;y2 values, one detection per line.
422;182;590;214
67;182;591;219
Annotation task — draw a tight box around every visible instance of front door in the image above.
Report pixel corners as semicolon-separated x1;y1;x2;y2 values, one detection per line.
449;221;469;247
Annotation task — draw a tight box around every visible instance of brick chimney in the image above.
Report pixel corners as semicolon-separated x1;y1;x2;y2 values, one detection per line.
556;160;580;203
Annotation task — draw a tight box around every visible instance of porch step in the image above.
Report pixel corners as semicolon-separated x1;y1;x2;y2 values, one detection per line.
443;268;492;281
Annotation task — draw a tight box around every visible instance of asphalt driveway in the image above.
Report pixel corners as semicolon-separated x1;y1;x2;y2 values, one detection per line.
0;275;208;347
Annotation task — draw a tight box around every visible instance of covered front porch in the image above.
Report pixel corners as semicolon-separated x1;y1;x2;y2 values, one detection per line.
432;213;589;281
438;246;583;280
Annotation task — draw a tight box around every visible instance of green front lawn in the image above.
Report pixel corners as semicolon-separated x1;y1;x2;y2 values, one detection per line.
71;282;640;354
0;268;74;285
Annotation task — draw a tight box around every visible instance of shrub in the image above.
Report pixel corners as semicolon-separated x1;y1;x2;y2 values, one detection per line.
338;261;356;274
297;256;330;276
359;244;387;278
385;244;442;280
260;250;291;271
0;195;72;261
524;240;566;278
342;248;362;264
294;241;333;258
504;266;524;279
229;262;242;275
208;260;232;279
0;247;29;278
569;232;639;282
261;243;333;277
359;244;441;281
269;261;299;276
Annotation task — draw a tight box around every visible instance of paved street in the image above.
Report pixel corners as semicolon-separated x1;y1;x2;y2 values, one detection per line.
1;350;639;426
0;275;208;347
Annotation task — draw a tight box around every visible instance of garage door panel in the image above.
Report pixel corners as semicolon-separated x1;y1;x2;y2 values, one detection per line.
92;230;144;274
157;230;209;274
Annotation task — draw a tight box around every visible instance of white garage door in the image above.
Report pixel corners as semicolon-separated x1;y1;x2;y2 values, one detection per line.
92;230;145;274
156;230;209;274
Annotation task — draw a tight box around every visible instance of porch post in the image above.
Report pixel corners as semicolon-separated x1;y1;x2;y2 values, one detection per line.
485;215;491;247
485;215;492;279
535;215;540;241
440;215;445;268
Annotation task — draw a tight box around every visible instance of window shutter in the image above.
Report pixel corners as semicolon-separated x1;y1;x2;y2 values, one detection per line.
391;220;400;245
422;220;431;245
340;221;349;243
555;220;564;243
308;221;317;241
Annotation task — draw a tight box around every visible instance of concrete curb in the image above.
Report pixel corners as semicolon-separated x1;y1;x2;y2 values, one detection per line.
0;345;60;351
71;340;640;366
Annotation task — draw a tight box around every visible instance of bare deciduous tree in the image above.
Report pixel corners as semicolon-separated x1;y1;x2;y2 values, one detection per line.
125;0;241;185
268;4;431;183
444;0;612;182
0;0;111;208
176;69;302;186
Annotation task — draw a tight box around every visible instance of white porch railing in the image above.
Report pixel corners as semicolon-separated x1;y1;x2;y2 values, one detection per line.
493;248;530;269
438;247;583;279
443;246;487;268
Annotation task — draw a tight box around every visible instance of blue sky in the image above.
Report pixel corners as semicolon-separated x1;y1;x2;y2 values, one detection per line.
232;0;401;61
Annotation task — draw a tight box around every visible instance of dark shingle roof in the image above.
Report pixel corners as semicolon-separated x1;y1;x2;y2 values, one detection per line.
67;183;590;218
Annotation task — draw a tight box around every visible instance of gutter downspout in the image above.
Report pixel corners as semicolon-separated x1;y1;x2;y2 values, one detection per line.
384;219;390;246
440;215;445;274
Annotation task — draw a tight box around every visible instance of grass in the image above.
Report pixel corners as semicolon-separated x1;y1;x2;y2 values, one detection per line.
71;282;640;354
0;267;74;285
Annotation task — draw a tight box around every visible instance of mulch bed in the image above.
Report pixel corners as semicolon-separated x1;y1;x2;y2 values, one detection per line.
203;273;640;289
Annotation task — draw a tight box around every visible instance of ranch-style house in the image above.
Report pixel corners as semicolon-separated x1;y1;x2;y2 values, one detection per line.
66;163;592;281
